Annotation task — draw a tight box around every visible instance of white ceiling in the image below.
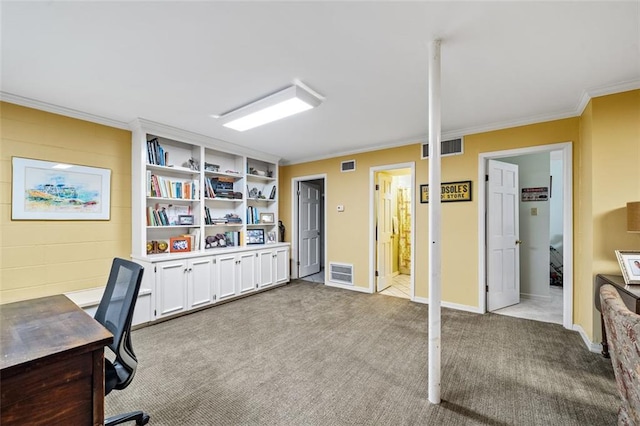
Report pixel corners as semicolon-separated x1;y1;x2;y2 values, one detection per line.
2;1;639;164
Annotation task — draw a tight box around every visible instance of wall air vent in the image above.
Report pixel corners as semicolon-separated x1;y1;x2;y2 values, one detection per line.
341;160;356;172
329;262;354;285
421;137;464;159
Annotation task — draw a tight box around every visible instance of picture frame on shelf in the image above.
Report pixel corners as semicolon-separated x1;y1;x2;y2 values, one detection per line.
11;157;111;220
178;215;194;225
267;231;277;244
247;229;265;245
169;236;191;253
260;212;275;224
615;250;640;284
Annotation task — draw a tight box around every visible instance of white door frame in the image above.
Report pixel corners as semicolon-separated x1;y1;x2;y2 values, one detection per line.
291;174;327;280
369;162;416;298
478;142;573;330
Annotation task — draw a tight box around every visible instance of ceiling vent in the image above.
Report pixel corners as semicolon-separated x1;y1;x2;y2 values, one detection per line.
421;137;464;159
329;263;353;285
341;160;356;172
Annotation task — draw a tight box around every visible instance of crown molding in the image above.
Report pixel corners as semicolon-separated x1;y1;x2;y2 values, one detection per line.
0;92;130;130
281;134;426;166
283;81;640;165
575;79;640;115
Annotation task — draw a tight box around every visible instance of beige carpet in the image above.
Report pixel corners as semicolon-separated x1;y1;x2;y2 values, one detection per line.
106;280;618;425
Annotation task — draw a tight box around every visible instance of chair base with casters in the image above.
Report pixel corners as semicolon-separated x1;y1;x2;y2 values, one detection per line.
106;411;150;426
104;357;150;425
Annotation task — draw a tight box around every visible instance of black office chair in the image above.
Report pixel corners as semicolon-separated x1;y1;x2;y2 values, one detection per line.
94;258;150;426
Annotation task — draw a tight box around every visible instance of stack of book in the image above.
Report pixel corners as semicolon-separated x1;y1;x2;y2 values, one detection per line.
147;138;168;166
147;172;199;200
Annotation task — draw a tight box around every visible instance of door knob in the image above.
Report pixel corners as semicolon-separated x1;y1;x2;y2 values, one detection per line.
515;240;523;245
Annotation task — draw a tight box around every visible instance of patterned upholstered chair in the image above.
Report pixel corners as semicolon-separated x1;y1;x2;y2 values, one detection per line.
600;284;640;425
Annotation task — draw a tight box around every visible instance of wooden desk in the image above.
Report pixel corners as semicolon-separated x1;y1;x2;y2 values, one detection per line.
0;295;113;426
594;274;640;358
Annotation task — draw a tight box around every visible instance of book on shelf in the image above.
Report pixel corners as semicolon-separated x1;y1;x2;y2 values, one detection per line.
147;203;191;226
246;206;261;224
269;185;276;200
146;138;170;167
147;175;199;200
189;228;201;250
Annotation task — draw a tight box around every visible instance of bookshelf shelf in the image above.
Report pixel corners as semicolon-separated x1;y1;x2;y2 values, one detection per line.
132;119;281;258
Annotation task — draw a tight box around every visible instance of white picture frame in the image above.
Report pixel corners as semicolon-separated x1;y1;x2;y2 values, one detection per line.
12;157;111;220
615;250;640;285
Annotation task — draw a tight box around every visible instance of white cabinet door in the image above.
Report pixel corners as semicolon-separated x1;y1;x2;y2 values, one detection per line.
188;257;214;309
238;251;257;294
257;250;275;289
156;260;188;319
274;246;290;285
216;253;238;301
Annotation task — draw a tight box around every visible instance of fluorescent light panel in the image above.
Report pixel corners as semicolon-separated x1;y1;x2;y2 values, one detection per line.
219;83;323;131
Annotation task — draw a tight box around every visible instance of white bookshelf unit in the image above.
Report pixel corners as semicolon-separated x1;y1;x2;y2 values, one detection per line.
130;119;289;322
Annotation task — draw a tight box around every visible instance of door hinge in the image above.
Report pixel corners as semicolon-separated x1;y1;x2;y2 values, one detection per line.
485;174;489;182
375;184;379;191
375;270;379;277
486;285;489;292
297;261;301;266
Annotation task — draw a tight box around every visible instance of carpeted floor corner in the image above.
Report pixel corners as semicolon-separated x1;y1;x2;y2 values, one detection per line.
106;280;618;425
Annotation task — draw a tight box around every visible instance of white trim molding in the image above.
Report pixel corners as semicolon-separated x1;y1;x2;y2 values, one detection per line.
325;282;371;293
573;324;602;354
478;142;574;330
0;91;130;130
413;296;483;314
290;174;328;280
368;162;416;299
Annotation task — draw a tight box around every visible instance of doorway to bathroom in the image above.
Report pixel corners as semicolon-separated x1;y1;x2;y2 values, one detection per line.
371;163;415;299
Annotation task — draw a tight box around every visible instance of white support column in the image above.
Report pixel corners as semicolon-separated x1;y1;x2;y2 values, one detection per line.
428;39;442;405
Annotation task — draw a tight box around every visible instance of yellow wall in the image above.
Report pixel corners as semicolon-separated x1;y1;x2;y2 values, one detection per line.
281;89;639;342
1;90;637;344
579;90;640;341
281;118;579;306
0;102;132;303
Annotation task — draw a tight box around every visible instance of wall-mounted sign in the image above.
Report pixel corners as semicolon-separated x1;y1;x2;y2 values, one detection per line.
420;180;472;203
521;187;549;202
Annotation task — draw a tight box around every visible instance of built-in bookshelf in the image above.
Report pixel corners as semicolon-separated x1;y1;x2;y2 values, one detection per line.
131;119;281;258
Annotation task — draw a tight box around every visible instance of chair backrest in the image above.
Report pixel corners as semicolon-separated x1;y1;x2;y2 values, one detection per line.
600;283;640;425
94;258;144;388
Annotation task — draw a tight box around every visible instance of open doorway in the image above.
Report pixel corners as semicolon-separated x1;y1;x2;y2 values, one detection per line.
370;163;415;300
479;143;573;329
292;175;326;283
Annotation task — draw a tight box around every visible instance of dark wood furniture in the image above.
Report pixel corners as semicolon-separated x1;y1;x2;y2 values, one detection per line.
0;295;113;426
594;274;640;358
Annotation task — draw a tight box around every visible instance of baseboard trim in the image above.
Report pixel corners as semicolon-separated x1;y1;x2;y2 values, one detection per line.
413;296;483;314
573;324;602;354
325;281;371;293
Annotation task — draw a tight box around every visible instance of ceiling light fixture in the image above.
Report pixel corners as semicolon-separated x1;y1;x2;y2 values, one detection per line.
215;81;324;132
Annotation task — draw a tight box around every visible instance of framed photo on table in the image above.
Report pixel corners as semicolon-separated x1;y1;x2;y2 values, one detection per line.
247;229;265;245
259;212;275;224
615;250;640;284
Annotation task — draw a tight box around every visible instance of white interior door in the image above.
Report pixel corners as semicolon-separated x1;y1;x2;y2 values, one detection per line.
298;181;321;278
487;159;521;311
376;173;393;292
